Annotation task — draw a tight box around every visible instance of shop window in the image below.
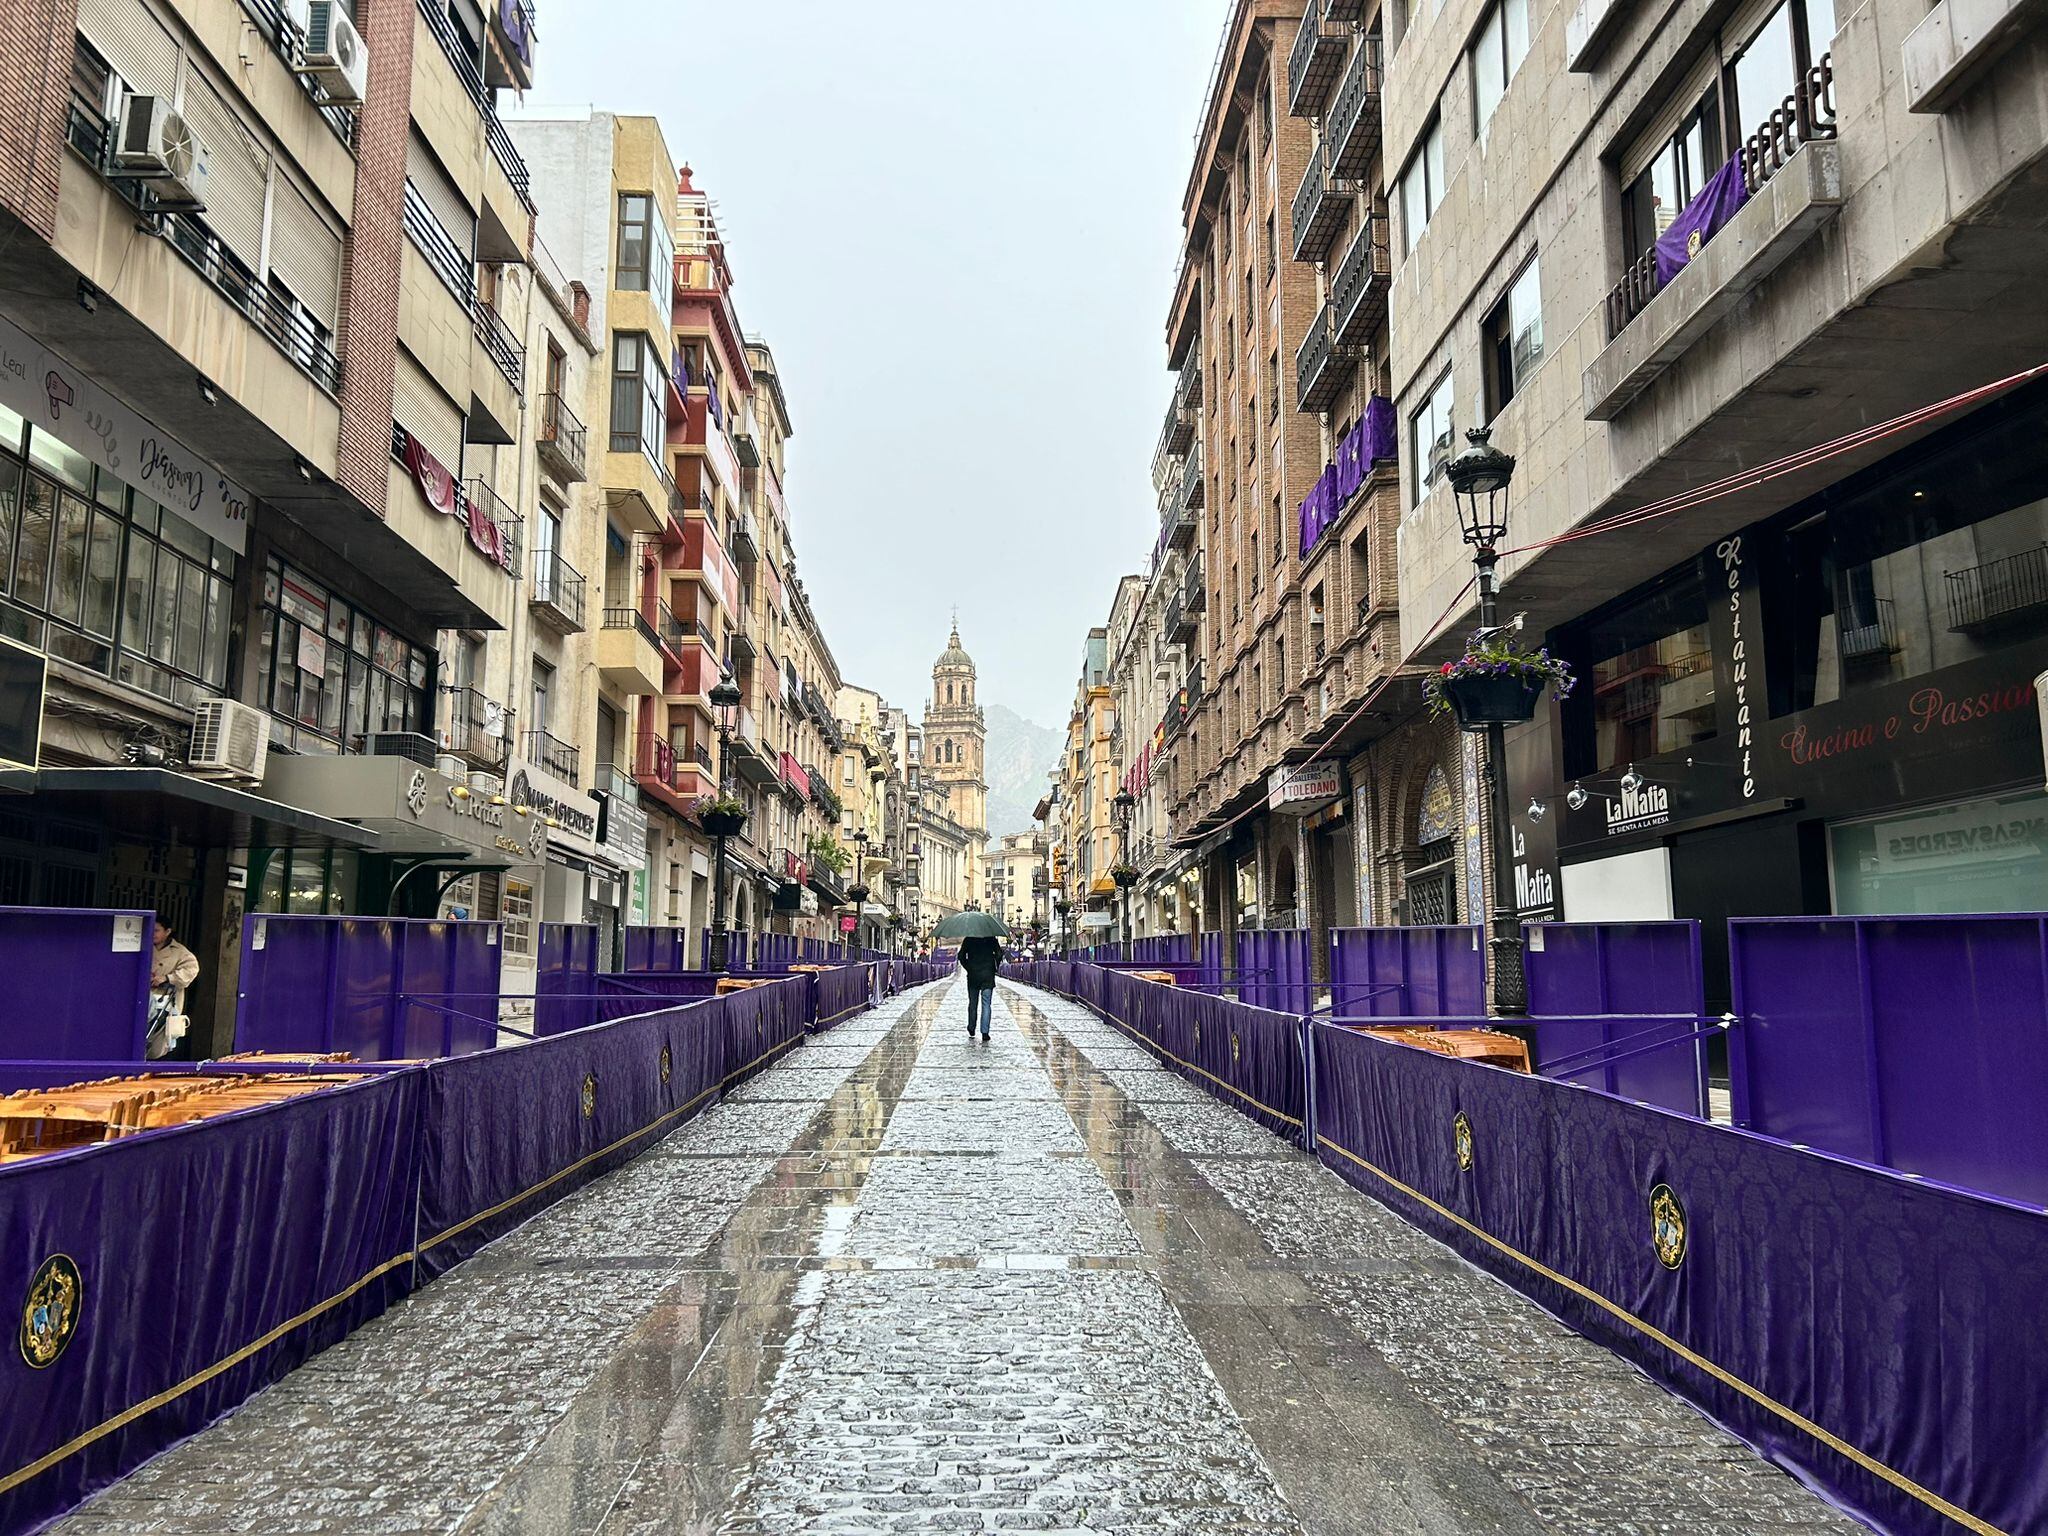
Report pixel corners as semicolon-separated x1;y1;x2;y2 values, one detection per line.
1769;389;2048;710
1829;789;2048;915
257;556;428;753
1572;572;1718;774
0;433;233;700
1483;257;1544;419
502;877;534;959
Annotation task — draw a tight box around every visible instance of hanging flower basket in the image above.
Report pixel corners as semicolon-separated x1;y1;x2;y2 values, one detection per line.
691;793;748;839
1110;864;1138;889
1425;636;1574;733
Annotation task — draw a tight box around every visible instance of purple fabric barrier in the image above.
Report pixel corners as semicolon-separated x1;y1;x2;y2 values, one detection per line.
0;908;153;1061
1237;929;1312;1012
622;926;689;972
1036;964;1305;1140
1312;1022;2048;1536
413;1001;709;1280
535;923;599;1037
1654;153;1751;285
1197;933;1226;992
1328;926;1485;1018
1524;921;1707;1114
0;1071;423;1534
236;916;504;1059
810;965;870;1031
1729;915;2048;1205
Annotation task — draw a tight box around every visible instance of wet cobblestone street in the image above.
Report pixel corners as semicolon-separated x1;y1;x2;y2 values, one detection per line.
53;980;1861;1535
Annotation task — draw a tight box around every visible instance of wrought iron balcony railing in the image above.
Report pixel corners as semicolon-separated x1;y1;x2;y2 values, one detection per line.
1605;54;1835;341
1947;543;2048;633
524;727;580;786
530;551;587;632
537;391;587;481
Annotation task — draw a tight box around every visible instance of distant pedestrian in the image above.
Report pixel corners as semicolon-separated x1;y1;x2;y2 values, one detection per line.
148;918;199;1060
957;933;1002;1042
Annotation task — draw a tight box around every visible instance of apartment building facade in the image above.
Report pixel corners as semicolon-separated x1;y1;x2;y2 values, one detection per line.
1159;0;1442;975
1054;627;1115;945
0;0;560;1046
1384;0;2048;990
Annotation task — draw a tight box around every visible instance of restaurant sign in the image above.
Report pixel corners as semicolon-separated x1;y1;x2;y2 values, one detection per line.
1268;760;1342;815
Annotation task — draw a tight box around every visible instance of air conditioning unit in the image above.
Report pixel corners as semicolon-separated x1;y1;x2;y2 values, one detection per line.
113;96;210;208
298;1;370;105
366;731;438;767
190;701;270;783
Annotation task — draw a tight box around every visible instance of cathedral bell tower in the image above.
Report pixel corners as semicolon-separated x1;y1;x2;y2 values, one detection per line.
925;622;988;846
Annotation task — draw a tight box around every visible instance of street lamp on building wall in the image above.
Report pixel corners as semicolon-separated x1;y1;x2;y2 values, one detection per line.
1445;427;1526;1016
1111;788;1136;949
707;670;744;973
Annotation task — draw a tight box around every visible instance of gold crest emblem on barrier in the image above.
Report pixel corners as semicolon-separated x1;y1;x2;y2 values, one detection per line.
581;1072;597;1120
1230;1031;1240;1064
1453;1111;1474;1172
1650;1183;1687;1269
659;1043;672;1084
1193;1021;1202;1049
20;1255;82;1370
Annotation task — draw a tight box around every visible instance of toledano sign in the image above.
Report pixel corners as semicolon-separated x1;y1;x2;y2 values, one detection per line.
509;762;602;859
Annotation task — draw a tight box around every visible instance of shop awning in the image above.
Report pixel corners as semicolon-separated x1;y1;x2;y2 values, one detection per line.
0;767;386;850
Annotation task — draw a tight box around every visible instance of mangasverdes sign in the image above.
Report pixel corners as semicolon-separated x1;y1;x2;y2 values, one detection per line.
1268;760;1341;814
508;760;601;860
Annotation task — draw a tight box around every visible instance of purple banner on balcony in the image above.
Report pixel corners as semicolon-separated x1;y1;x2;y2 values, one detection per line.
1654;154;1750;286
498;0;534;65
1298;395;1397;559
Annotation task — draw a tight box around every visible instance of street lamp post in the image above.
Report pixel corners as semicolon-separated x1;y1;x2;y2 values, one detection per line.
1445;427;1526;1016
707;670;744;974
848;828;871;957
1111;788;1136;951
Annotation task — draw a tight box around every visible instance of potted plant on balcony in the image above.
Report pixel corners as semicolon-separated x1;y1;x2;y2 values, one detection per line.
692;793;748;839
1424;632;1575;730
806;834;853;877
1110;863;1138;889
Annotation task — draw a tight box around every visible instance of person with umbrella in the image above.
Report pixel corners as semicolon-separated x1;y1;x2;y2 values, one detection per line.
932;910;1008;1043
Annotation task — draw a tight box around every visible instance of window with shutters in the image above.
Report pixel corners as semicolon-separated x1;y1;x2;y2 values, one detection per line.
67;1;345;392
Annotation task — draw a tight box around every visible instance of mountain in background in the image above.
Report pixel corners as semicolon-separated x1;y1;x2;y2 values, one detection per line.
983;702;1063;841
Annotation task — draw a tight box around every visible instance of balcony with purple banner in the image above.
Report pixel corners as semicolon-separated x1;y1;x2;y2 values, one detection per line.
1587;53;1840;419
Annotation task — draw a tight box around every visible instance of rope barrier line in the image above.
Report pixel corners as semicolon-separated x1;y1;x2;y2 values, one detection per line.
1161;360;2048;855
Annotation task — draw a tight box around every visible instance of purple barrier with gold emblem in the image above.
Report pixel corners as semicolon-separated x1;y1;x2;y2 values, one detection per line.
1312;1021;2048;1536
0;1070;423;1535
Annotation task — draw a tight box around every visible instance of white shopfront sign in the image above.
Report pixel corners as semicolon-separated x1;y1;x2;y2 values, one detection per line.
507;760;602;861
1268;760;1342;815
0;313;250;552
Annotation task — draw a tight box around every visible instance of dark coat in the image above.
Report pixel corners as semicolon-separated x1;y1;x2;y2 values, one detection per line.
958;935;1002;986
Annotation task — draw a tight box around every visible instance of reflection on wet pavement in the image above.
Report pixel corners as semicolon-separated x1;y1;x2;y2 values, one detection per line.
51;977;1859;1536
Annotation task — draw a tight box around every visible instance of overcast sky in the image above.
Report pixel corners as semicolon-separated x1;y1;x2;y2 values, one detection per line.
523;0;1230;726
